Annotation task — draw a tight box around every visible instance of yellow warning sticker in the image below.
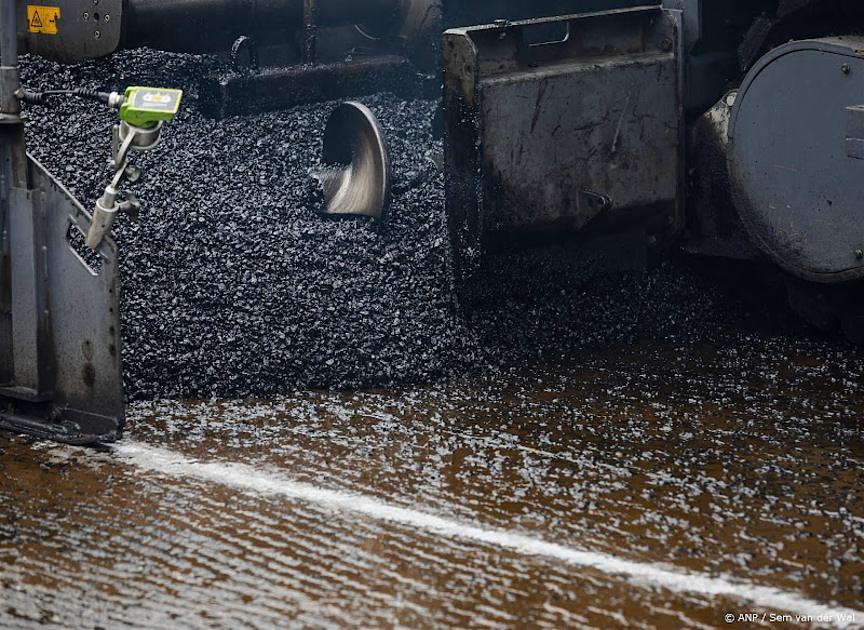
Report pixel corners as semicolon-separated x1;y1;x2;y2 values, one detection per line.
27;5;60;35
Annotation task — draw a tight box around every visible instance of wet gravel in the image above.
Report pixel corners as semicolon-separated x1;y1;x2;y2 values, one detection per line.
3;330;863;627
20;49;800;400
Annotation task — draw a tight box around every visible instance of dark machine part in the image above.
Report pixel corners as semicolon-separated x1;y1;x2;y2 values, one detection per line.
16;0;443;117
439;0;864;339
17;0;438;63
727;37;864;285
442;0;649;30
15;0;769;120
444;7;685;286
311;101;391;219
18;0;652;64
683;91;762;262
684;0;864;338
199;55;429;119
0;0;124;444
17;0;122;61
124;0;400;53
724;36;864;339
0;162;125;444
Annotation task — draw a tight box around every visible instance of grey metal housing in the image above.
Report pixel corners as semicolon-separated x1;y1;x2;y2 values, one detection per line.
728;37;864;283
443;7;685;283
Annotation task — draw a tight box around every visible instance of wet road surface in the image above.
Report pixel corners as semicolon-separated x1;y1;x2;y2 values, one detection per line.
2;330;863;628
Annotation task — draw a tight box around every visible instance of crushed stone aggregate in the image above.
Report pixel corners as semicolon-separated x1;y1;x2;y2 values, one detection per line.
18;49;820;400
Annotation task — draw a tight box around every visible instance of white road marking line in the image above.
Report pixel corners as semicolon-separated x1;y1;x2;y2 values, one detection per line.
117;442;863;628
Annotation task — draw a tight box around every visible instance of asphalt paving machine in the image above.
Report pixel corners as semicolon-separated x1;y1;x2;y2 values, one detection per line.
2;0;863;444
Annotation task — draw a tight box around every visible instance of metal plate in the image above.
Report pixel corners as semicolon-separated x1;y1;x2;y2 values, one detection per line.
728;37;864;283
18;0;122;63
0;155;124;444
444;7;684;282
478;55;680;230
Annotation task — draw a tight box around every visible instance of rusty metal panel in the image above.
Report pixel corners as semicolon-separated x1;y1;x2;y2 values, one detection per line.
444;7;684;281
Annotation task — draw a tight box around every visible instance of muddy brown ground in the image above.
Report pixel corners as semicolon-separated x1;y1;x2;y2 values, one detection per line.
1;331;863;629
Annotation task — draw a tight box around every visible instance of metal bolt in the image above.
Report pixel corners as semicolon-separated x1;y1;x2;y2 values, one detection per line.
660;38;674;52
855;249;863;261
82;11;89;20
124;164;141;183
842;63;851;74
94;30;101;39
725;91;738;108
104;13;110;22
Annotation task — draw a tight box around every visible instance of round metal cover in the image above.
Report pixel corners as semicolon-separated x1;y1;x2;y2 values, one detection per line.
311;102;391;219
728;37;864;283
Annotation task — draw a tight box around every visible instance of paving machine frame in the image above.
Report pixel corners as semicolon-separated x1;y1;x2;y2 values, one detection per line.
442;0;864;338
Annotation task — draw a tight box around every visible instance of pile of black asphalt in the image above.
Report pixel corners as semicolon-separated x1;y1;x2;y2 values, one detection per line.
19;49;803;400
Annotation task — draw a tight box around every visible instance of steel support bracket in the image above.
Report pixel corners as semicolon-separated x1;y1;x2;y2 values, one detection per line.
0;156;124;445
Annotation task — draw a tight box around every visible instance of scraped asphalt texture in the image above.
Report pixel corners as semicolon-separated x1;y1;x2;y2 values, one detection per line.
19;50;794;400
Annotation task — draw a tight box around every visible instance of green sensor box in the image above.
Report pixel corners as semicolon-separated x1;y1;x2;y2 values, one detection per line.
120;86;183;128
